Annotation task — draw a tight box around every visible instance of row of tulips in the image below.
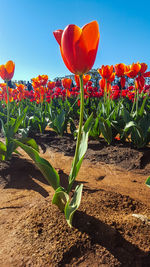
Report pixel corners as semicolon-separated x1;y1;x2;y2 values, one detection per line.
0;63;150;104
0;21;150;226
0;63;150;145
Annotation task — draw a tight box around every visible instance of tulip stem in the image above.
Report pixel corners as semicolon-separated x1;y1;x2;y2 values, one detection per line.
104;79;107;104
67;74;84;193
6;81;10;126
136;88;139;114
131;82;137;114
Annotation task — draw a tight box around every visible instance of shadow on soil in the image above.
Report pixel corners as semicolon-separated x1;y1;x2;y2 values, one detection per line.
59;211;150;266
0;155;50;197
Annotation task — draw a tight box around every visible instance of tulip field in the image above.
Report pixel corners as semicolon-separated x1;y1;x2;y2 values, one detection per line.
0;21;150;266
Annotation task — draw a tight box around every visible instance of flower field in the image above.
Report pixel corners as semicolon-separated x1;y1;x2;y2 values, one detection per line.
0;21;150;266
1;62;150;148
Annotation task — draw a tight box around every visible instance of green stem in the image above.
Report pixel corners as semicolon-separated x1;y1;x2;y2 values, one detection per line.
131;83;137;114
6;81;10;126
136;88;139;115
67;75;84;193
104;79;107;104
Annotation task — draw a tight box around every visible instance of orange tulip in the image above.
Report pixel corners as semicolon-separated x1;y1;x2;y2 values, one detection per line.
120;76;126;88
135;75;145;91
0;60;15;81
61;78;72;89
32;75;48;88
53;21;100;75
38;75;48;86
98;65;115;81
125;63;141;78
140;63;147;74
75;74;91;87
99;78;111;92
47;81;55;90
125;62;150;91
114;63;127;77
99;78;105;90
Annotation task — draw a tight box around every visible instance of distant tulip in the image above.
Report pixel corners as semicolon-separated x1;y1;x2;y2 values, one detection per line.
114;63;127;77
99;78;105;90
125;63;141;78
53;21;100;75
125;62;150;90
0;60;15;81
61;78;72;89
120;76;126;88
75;74;91;87
98;65;115;82
47;81;55;90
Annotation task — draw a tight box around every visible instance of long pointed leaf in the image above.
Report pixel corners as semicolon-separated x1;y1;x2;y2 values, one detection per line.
13;107;28;134
13;139;60;190
52;187;69;212
65;184;83;227
69;113;93;184
146;176;150;187
0;141;6;160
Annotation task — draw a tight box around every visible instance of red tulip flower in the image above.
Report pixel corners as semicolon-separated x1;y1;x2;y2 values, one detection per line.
125;62;150;91
125;62;150;79
61;78;72;89
114;63;128;89
47;81;55;90
114;63;127;77
99;78;105;90
0;60;15;81
98;65;115;81
75;74;91;87
53;21;100;75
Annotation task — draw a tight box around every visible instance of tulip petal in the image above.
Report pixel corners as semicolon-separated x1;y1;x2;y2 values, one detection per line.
0;65;7;80
143;71;150;77
140;63;147;74
5;60;15;74
53;30;63;46
54;21;100;75
61;24;82;73
132;63;141;73
81;21;100;53
60;46;75;73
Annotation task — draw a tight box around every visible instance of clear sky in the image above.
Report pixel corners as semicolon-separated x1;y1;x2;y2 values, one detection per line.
0;0;149;82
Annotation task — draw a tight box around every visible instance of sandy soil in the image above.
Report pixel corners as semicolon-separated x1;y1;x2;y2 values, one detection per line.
0;131;150;266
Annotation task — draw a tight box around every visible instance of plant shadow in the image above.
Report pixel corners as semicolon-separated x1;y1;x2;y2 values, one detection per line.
59;210;150;266
0;155;50;197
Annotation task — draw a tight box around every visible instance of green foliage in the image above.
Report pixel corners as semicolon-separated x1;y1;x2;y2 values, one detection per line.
65;184;83;227
52;187;69;212
13;139;60;190
68;113;93;190
146;176;150;187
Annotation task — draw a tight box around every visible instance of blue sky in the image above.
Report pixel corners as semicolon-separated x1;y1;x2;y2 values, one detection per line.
0;0;150;82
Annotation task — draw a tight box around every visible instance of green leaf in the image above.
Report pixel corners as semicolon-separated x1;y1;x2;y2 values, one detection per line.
146;176;150;187
69;118;76;134
55;110;66;135
12;139;60;190
89;117;100;138
65;184;83;227
52;187;69;212
124;121;137;132
69;113;93;185
139;95;148;117
99;118;112;144
0;118;7;137
0;141;6;161
123;108;132;123
20;137;39;152
0;141;6;152
13;107;28;134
